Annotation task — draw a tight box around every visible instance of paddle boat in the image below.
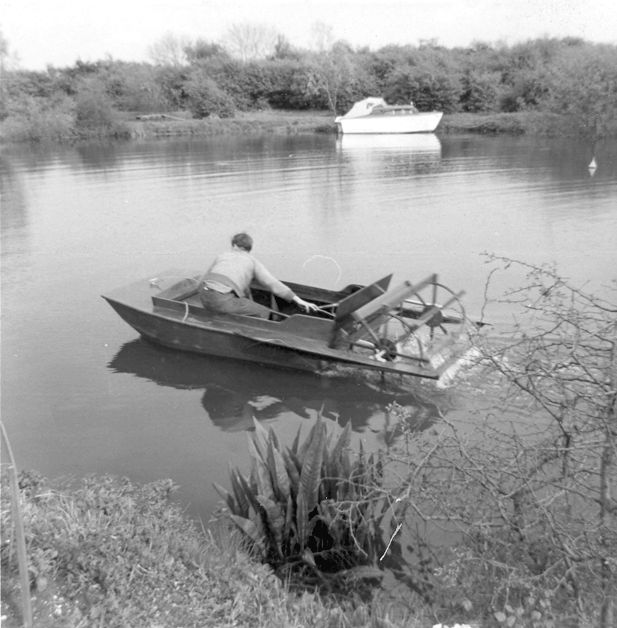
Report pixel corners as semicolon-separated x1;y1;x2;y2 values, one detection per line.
335;97;443;134
103;270;479;386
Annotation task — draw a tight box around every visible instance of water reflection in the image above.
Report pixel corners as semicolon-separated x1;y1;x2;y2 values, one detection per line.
0;155;28;233
108;339;440;434
337;133;442;176
338;133;442;153
74;142;124;170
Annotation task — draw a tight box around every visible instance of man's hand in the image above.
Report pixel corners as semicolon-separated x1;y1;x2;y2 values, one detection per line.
292;295;319;313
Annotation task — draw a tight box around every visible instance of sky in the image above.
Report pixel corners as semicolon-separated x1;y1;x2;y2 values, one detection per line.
2;0;617;70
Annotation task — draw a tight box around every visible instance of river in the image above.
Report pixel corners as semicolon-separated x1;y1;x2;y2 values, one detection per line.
1;132;616;522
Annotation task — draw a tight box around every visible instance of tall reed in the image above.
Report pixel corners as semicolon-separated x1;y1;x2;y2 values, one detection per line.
215;416;395;593
1;420;33;628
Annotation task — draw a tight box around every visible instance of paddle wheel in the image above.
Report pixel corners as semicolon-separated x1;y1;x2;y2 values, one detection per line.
330;274;473;377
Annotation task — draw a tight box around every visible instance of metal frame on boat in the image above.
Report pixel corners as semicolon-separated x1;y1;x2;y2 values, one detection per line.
103;270;476;384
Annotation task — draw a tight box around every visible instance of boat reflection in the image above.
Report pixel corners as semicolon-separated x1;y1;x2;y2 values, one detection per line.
338;133;442;152
108;339;440;434
337;133;442;176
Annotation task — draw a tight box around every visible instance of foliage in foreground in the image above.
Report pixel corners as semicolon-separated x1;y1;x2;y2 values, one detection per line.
387;258;617;627
0;471;425;627
216;417;407;594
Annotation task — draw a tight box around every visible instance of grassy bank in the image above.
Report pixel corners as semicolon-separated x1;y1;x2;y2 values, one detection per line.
126;110;576;140
127;110;336;139
0;107;584;144
1;471;426;628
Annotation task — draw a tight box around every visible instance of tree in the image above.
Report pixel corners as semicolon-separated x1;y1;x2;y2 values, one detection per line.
310;21;334;52
0;29;19;73
223;23;278;62
307;41;371;114
148;32;189;67
544;43;617;142
271;34;298;60
184;39;228;64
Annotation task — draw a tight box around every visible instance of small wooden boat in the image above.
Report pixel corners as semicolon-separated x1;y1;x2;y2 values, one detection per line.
103;270;477;385
335;97;443;134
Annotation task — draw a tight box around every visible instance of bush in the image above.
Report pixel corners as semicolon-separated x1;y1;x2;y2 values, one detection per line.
388;258;617;627
459;71;499;112
216;416;404;594
384;65;462;112
74;86;116;130
0;93;75;142
97;62;171;113
184;72;236;118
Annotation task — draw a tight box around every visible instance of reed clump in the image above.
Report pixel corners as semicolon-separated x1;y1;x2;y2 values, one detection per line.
216;416;400;595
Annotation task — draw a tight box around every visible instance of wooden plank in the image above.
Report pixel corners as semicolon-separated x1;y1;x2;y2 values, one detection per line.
334;274;393;321
352;275;436;323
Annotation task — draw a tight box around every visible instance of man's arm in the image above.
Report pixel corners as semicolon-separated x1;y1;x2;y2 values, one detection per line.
253;259;318;313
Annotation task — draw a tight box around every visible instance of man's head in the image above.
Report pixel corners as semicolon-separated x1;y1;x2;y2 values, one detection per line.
231;232;253;252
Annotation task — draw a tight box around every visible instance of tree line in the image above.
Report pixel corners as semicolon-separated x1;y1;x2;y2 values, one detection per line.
1;31;617;141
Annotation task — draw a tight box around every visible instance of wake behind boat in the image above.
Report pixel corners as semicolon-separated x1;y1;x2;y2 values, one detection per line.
103;270;479;387
335;97;443;134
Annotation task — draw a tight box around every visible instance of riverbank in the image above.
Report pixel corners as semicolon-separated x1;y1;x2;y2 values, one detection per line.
1;471;427;628
126;109;574;140
0;108;592;144
127;109;336;138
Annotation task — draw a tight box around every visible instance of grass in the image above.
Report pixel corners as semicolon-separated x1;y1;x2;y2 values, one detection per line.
126;109;336;139
127;109;574;139
0;105;591;144
439;111;571;136
1;470;428;628
124;109;584;140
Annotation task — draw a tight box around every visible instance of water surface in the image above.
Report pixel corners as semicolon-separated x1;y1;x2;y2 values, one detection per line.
2;132;615;520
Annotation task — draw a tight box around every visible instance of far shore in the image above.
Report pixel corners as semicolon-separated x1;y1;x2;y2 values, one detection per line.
124;109;578;140
0;109;595;145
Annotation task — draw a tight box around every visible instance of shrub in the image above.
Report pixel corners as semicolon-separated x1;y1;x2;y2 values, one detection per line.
459;71;499;112
216;416;399;593
184;72;236;118
391;258;617;626
384;66;462;112
0;93;75;142
75;86;114;129
97;62;170;112
73;82;130;138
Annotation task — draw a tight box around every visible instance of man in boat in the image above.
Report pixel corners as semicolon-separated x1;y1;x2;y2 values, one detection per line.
199;232;318;319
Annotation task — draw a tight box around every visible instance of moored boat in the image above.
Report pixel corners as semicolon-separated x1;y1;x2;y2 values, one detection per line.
103;269;478;386
335;97;443;134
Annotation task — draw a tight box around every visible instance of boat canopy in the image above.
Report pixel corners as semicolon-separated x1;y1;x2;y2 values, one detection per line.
339;97;388;119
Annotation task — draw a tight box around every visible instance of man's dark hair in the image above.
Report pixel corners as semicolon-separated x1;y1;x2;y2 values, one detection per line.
231;232;253;252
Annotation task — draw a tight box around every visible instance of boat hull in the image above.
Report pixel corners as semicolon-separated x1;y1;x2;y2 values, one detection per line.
336;111;443;134
104;297;330;374
102;270;475;382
